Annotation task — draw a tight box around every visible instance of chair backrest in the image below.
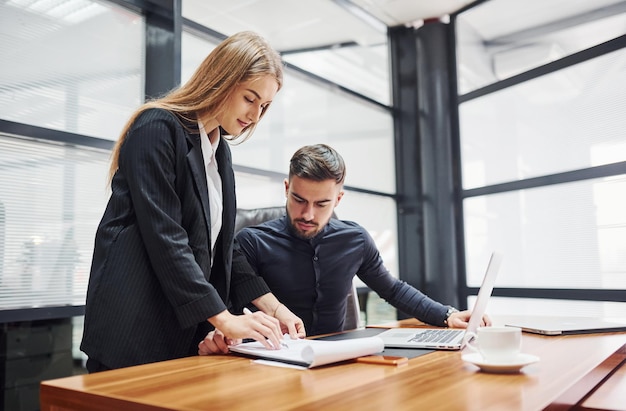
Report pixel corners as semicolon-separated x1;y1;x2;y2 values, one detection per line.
234;207;362;331
343;282;362;331
235;206;286;234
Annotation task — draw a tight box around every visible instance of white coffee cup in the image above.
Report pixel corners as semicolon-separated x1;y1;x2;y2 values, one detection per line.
465;326;521;363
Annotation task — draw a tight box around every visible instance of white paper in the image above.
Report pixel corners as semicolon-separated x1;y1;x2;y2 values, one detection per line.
252;359;308;370
229;334;385;368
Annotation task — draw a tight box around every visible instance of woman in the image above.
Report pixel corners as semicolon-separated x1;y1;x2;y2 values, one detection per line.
80;31;304;372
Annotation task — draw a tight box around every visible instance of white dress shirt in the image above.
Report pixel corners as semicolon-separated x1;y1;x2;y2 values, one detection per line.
198;120;223;266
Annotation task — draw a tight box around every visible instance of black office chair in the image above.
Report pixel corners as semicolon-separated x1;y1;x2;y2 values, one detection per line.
235;206;362;330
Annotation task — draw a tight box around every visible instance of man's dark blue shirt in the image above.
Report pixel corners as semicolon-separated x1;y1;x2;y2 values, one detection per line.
236;215;449;336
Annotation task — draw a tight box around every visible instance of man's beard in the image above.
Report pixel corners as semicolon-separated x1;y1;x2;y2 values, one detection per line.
287;210;319;240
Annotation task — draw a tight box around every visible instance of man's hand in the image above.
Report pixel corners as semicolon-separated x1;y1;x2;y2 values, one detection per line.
252;293;307;339
198;329;241;355
273;303;306;339
446;310;492;328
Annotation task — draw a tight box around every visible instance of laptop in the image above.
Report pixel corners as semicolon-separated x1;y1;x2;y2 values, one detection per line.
376;252;503;350
504;316;626;336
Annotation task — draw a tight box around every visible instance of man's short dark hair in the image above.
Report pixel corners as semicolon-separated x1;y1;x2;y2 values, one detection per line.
289;144;346;184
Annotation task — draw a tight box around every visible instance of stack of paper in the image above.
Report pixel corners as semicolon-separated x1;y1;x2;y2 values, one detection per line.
229;335;385;368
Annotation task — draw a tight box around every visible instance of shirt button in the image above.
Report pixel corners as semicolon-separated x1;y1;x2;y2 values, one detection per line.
313;256;318;261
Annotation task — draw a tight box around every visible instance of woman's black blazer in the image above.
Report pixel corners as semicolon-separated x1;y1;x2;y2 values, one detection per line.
81;108;269;369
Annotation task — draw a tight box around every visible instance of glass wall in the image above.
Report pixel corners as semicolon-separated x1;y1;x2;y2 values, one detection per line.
455;0;626;95
0;0;144;141
181;0;390;106
234;73;395;193
0;0;143;310
0;0;146;375
282;44;391;105
455;0;626;316
0;134;110;309
181;31;396;194
0;0;398;326
459;50;626;189
0;1;400;384
182;27;398;319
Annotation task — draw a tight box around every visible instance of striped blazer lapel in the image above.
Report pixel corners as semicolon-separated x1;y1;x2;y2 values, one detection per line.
186;131;212;249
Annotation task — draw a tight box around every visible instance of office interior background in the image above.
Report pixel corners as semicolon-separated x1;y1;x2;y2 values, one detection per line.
1;0;625;409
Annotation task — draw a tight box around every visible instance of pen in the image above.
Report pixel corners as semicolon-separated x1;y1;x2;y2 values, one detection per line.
242;307;288;349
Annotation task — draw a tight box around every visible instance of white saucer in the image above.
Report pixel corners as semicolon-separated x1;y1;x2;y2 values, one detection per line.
462;353;540;374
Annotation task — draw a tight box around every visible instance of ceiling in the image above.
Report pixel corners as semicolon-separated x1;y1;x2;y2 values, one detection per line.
183;0;626;53
349;0;477;25
182;0;478;51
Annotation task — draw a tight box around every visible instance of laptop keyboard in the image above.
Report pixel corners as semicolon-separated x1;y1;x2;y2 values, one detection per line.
408;329;464;343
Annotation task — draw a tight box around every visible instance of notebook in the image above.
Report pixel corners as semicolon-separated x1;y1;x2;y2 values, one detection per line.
229;333;384;368
504;316;626;336
376;251;502;350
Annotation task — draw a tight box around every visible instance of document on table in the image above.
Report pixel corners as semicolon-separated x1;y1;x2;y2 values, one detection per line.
229;334;385;368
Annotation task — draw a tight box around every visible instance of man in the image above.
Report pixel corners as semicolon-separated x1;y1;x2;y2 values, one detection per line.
199;144;489;355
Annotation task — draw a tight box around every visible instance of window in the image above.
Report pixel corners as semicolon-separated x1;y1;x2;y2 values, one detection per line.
182;27;398;322
0;0;144;141
0;134;109;309
455;0;626;316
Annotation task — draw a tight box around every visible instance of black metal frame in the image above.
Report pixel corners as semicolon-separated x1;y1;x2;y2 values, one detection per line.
389;21;463;317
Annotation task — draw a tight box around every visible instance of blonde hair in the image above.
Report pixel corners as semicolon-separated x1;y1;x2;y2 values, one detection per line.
108;31;283;182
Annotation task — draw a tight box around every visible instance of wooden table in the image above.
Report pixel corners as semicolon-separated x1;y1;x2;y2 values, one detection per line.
579;355;626;411
40;319;626;411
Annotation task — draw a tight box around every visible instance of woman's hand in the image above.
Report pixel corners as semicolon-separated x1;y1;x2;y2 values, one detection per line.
208;309;283;350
